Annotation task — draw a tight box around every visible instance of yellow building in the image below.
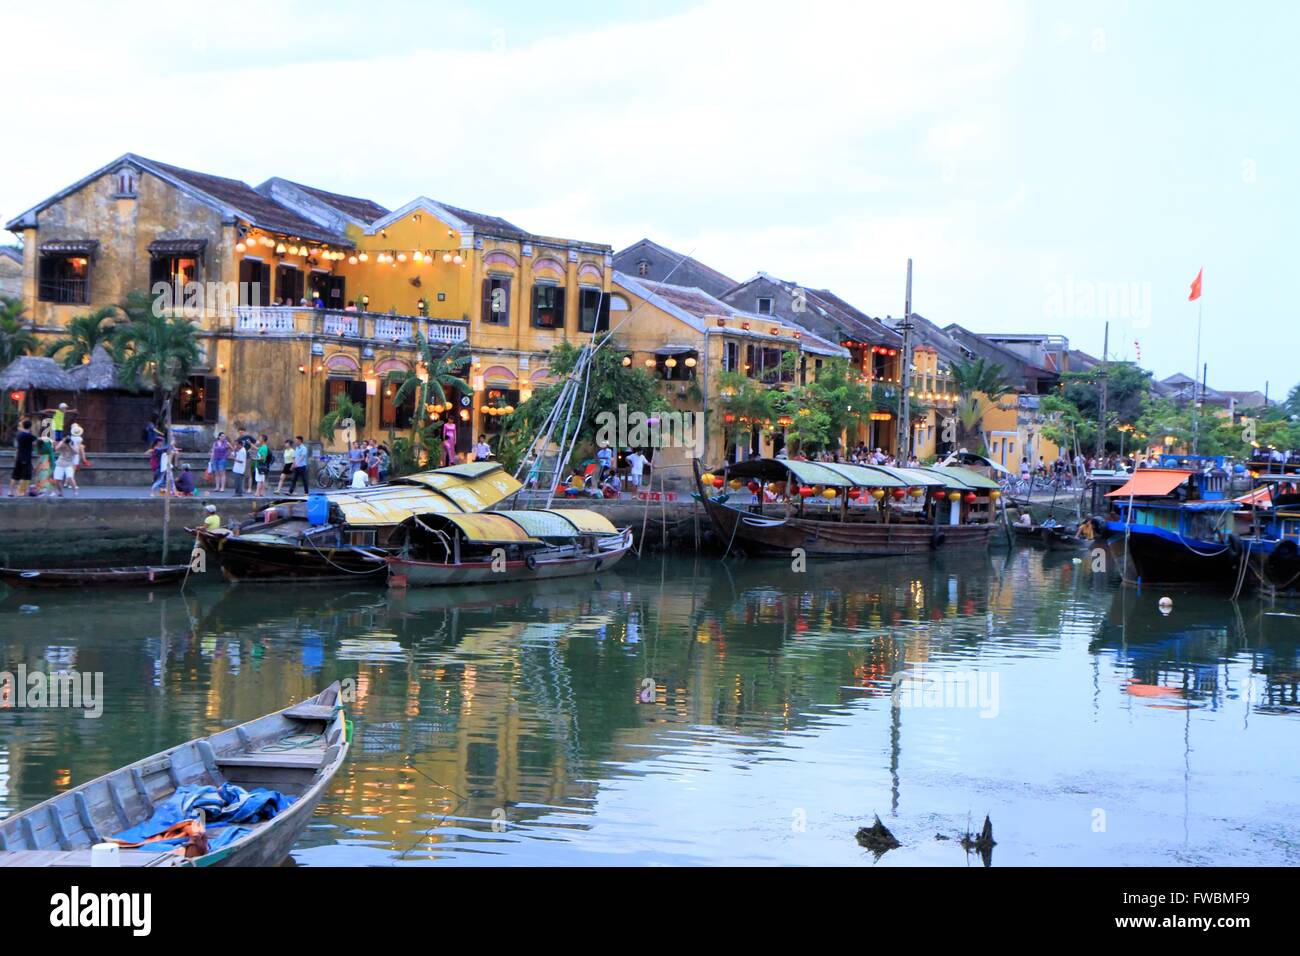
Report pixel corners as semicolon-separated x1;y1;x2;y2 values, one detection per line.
4;154;610;454
609;273;848;477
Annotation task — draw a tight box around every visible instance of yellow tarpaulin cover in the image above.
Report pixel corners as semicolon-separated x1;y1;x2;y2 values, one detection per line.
442;512;541;544
331;485;462;526
542;509;619;534
395;463;521;512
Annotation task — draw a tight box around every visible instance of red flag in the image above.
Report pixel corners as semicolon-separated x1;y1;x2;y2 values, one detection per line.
1188;268;1203;301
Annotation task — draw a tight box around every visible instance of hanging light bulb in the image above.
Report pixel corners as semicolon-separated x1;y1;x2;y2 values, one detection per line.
358;252;369;262
397;252;407;262
442;252;452;263
684;356;697;368
288;245;300;256
348;255;358;265
412;250;423;262
452;254;463;265
275;243;286;254
622;356;632;366
665;357;677;368
235;241;246;253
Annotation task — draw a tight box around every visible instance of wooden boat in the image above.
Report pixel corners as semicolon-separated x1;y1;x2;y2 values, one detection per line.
0;564;190;589
1104;468;1244;588
388;509;634;587
1010;523;1083;550
693;458;996;558
195;462;522;583
0;683;349;867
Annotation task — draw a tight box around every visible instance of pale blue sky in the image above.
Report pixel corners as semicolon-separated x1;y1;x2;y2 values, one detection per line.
1;0;1294;394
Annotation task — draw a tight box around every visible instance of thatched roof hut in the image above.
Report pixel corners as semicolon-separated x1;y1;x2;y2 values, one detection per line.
67;344;126;391
0;355;78;391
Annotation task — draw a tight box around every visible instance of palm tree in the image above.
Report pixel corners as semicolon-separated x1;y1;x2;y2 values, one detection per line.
112;289;202;440
388;336;470;465
950;356;1014;452
318;393;366;443
45;305;120;368
0;295;36;368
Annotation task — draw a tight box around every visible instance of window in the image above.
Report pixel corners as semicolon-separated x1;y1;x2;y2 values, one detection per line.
724;341;739;372
309;271;345;309
636;259;650;277
323;377;367;416
149;255;199;304
239;258;271;306
115;167;137;197
745;344;756;378
577;287;608;333
38;255;90;304
172;375;220;424
481;276;510;325
656;351;696;381
756;296;773;315
380;380;415;429
276;264;304;305
531;283;565;329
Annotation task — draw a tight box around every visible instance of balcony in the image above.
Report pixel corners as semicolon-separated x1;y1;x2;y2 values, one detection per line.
230;306;467;346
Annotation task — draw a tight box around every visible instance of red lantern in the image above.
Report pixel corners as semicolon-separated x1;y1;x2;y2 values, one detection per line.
798;485;814;498
963;491;978;504
847;487;861;500
892;488;906;501
747;480;761;494
713;476;725;489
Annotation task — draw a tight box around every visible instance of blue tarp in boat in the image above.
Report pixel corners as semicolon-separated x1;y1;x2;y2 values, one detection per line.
113;783;295;851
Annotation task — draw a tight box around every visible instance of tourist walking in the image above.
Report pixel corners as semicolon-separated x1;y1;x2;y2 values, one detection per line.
7;418;35;497
287;436;310;494
148;438;166;494
31;425;56;496
275;439;295;493
626;448;647;492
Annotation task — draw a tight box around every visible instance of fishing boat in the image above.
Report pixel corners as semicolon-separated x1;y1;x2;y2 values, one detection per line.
387;509;633;587
0;564;189;589
1233;463;1300;596
1104;467;1243;587
693;458;998;558
0;683;349;867
1010;522;1083;550
195;462;521;583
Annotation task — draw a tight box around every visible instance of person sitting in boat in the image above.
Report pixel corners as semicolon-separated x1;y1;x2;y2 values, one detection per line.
1042;516;1059;529
1016;512;1034;527
203;504;222;531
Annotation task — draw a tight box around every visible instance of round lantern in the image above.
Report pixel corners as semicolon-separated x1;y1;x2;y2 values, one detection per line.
870;488;885;500
963;492;978;504
747;480;761;494
947;491;962;503
822;488;837;500
798;485;814;498
729;478;742;490
989;489;1002;501
847;487;861;500
908;486;924;498
892;488;907;501
700;472;715;486
712;476;725;489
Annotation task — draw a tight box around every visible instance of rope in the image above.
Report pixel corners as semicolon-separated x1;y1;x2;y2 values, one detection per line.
260;731;325;753
303;533;388;575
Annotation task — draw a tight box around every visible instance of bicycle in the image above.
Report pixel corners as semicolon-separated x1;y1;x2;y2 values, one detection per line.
316;454;351;489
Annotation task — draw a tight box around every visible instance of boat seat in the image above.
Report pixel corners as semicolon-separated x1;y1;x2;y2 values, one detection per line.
282;704;336;722
214;751;324;770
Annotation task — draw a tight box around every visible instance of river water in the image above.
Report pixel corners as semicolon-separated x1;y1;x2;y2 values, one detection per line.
1;549;1297;866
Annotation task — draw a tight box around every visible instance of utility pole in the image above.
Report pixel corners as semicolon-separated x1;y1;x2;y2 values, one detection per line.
1095;321;1109;461
1192;362;1208;454
896;258;914;461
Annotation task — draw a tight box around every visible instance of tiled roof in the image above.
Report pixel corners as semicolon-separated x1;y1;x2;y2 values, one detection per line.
614;239;739;299
261;178;390;224
0;246;22;264
436;201;530;240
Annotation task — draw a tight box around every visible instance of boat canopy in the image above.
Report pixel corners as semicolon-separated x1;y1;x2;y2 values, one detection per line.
876;466;949;487
439;513;542;544
398;463;521;512
723;459;921;488
1106;469;1192;498
330;484;464;526
919;466;1001;490
540;509;620;534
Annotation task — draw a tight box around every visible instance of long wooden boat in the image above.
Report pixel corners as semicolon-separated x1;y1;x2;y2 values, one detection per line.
693;458;997;557
389;509;634;587
1011;523;1083;550
0;564;190;589
194;462;522;583
0;683;349;867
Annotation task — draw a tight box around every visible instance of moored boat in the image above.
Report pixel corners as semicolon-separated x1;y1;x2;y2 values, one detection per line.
0;683;349;867
693;458;998;558
388;509;633;587
196;462;521;583
0;564;190;589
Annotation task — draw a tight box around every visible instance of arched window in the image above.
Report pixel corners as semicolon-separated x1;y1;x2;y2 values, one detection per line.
636;259;650;277
115;166;138;198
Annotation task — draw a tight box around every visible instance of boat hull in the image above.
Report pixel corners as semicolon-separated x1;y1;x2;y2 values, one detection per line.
0;565;189;589
700;496;992;557
199;530;386;583
1108;524;1243;588
390;532;633;587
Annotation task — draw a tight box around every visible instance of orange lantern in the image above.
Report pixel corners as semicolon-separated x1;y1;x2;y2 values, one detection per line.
963;492;978;504
798;485;814;498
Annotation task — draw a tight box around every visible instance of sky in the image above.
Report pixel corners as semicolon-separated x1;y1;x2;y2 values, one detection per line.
2;0;1296;395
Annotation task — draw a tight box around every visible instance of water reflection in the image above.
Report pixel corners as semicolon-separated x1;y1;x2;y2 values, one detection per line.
1;548;1297;866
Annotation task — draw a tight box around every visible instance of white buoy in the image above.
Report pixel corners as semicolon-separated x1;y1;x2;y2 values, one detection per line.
91;842;122;867
1158;596;1173;615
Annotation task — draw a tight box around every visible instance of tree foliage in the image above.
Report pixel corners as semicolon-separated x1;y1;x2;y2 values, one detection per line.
112;289;202;433
45;305;120;368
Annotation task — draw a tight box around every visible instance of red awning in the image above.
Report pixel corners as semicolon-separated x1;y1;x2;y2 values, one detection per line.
1106;469;1192;498
1234;486;1272;508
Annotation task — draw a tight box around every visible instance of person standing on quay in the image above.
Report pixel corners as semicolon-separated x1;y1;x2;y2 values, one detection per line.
275;439;295;493
52;434;79;497
254;434;270;497
209;432;230;493
6;418;35;497
231;437;248;496
287;436;310;494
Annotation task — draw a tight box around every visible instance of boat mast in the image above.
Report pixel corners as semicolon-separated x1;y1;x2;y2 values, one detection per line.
895;259;914;461
1095;321;1108;461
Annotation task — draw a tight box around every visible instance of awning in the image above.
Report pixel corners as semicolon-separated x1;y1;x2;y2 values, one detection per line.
541;509;618;534
147;238;207;256
38;240;99;255
654;346;697;356
875;466;948;487
493;510;584;539
397;462;521;511
818;462;907;488
1106;470;1192;498
331;485;462;526
442;513;540;544
920;466;1001;490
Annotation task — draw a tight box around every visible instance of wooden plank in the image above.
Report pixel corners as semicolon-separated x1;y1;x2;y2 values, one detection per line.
283;704;335;721
73;793;101;844
107;778;131;828
216;751;323;770
47;806;71;851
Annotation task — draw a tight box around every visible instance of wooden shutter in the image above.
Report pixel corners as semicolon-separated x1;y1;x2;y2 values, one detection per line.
203;376;221;423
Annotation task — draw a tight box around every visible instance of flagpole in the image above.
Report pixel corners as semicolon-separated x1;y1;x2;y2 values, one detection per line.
1192;298;1203;454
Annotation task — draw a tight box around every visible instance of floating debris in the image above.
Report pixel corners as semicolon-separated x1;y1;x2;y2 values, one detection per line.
855;815;901;855
959;814;996;866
